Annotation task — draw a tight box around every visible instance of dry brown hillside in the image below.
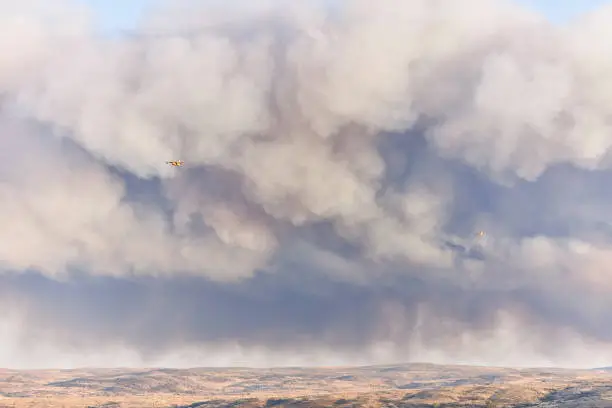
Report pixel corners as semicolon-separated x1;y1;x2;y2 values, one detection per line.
2;364;612;407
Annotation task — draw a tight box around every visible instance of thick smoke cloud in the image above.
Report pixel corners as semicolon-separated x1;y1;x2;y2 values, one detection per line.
3;0;612;368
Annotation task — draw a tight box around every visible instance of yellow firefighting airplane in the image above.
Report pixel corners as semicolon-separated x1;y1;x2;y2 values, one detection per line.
166;160;184;167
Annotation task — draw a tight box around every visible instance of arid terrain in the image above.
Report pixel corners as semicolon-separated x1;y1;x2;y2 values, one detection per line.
2;364;612;407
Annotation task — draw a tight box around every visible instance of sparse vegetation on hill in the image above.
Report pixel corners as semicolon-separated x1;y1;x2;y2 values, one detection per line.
2;364;612;407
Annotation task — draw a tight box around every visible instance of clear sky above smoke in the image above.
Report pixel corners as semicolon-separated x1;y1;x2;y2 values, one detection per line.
5;0;612;370
78;0;612;33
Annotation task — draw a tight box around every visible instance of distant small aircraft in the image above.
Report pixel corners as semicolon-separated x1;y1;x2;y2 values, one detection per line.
166;160;184;167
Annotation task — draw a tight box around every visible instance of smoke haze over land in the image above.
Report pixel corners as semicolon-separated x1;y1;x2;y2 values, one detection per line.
3;0;612;369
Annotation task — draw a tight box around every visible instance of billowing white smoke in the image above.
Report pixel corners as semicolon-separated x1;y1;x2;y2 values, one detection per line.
3;0;612;368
